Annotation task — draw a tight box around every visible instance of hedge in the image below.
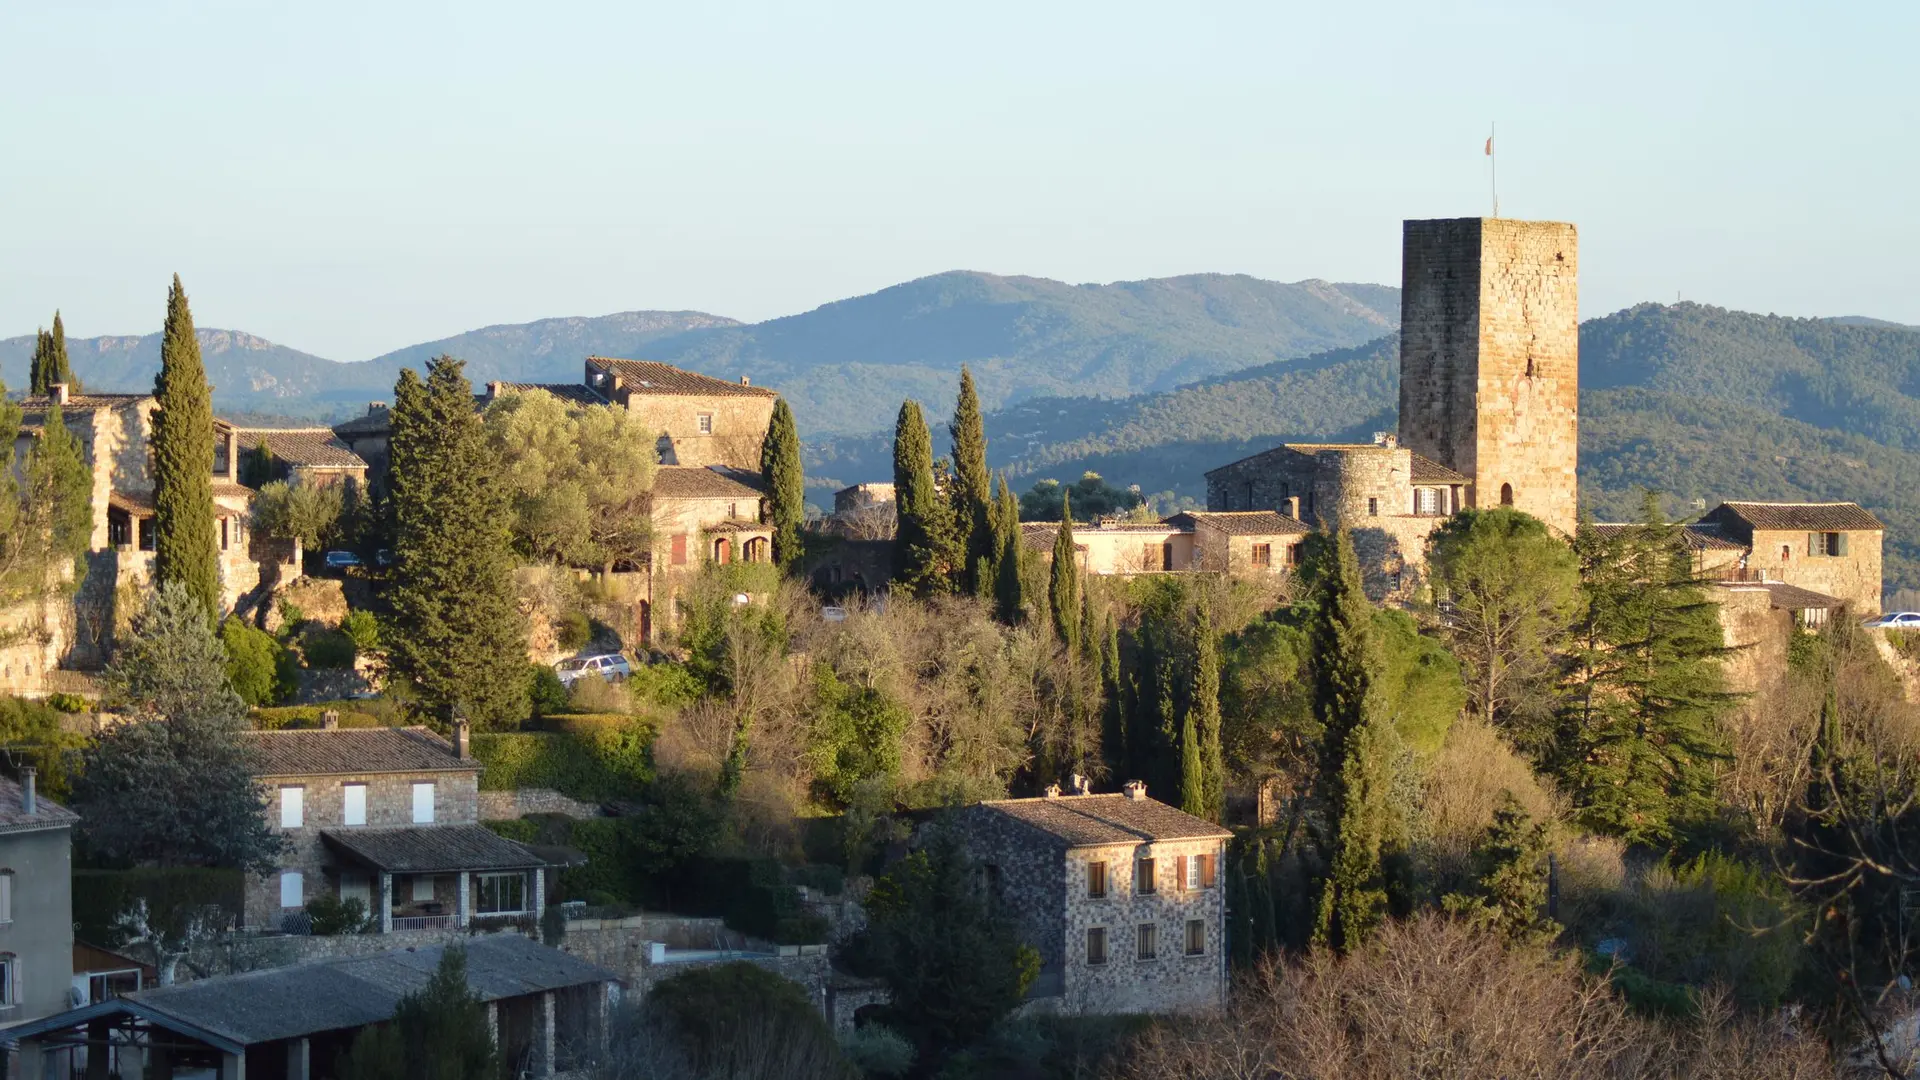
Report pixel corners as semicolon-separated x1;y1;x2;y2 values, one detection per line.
250;704;383;730
470;716;652;801
73;868;245;947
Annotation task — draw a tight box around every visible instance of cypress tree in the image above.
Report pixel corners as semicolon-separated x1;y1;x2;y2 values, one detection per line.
951;366;993;595
1192;596;1226;822
1309;530;1393;952
892;400;956;596
51;311;76;390
993;474;1025;624
28;330;52;396
1179;708;1205;818
387;357;529;729
759;396;806;571
1049;493;1080;648
150;276;220;621
1101;611;1126;775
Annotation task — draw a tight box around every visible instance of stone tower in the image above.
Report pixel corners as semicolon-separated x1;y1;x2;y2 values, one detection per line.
1397;217;1579;535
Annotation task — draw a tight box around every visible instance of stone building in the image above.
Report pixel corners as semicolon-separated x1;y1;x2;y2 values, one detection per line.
953;784;1231;1015
1698;502;1884;615
634;465;774;643
238;723;548;935
582;357;777;470
0;770;78;1028
233;428;370;492
1020;511;1307;578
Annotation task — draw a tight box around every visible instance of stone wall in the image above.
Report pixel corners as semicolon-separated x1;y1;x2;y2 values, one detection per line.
952;806;1068;976
1744;528;1883;615
1058;838;1228;1014
1205;447;1319;515
478;788;604;821
620;396;774;471
1713;586;1794;698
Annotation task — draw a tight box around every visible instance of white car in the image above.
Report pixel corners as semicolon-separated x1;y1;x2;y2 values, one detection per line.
554;653;633;687
1863;612;1920;629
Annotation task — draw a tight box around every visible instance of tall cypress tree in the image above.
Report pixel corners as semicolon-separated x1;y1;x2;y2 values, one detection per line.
1192;596;1226;823
951;367;993;596
892;401;956;597
1309;530;1393;952
29;330;53;396
993;474;1025;624
151;276;220;621
759;396;805;571
387;357;529;729
51;311;75;390
1049;492;1079;648
1101;610;1126;776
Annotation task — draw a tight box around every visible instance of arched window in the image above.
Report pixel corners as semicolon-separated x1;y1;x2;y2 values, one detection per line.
1500;483;1514;507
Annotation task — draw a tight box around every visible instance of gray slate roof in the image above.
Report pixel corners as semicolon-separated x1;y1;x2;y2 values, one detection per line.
593;357;776;398
0;775;79;834
652;465;766;500
1166;510;1310;537
1714;501;1884;532
322;825;546;873
979;793;1232;848
3;934;616;1052
234;428;369;469
241;727;476;778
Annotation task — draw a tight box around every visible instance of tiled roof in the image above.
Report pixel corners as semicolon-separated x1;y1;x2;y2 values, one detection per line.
651;465;766;500
109;488;245;518
18;392;149;411
592;357;777;399
331;407;391;437
240;726;476;777
1409;454;1471;484
490;382;611;406
1166;510;1310;536
322;825;546;873
1714;580;1845;611
1714;502;1884;532
1592;522;1750;553
0;775;79;834
1204;441;1470;486
979;793;1232;848
706;519;771;534
234;428;369;470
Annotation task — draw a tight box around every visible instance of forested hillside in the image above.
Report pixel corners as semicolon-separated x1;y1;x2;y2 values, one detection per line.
807;305;1920;591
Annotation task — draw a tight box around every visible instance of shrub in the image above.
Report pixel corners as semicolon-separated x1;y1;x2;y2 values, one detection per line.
302;628;357;669
340;609;382;653
647;962;854;1080
628;662;702;708
839;1025;914;1078
556;610;592;652
45;692;90;714
527;665;570;718
275;599;306;635
568;672;631;714
250;704;382;730
0;696;87;801
470;718;653;801
306;893;371;935
222;619;291;706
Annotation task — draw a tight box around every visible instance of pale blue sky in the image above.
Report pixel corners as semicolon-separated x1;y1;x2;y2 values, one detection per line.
3;1;1914;360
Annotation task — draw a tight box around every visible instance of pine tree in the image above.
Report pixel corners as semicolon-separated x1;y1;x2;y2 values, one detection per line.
759;396;806;571
150;276;220;621
1445;792;1558;943
27;403;95;576
891;401;956;597
1049;493;1080;648
1309;530;1393;952
50;311;76;391
386;358;529;729
993;474;1025;624
951;366;994;595
1192;596;1226;822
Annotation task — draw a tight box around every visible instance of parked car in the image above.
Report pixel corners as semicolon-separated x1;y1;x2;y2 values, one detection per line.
323;550;362;569
555;653;634;687
1863;611;1920;629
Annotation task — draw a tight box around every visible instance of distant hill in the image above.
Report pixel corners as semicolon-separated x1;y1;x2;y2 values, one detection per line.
810;304;1920;591
0;328;352;413
365;310;743;387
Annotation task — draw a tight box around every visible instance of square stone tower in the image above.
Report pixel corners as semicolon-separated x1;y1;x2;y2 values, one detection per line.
1397;218;1579;535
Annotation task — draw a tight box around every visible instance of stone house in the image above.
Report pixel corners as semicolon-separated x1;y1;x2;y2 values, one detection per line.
581;357;776;470
6;933;617;1079
636;465;774;642
233;429;369;493
1019;511;1306;578
953;783;1231;1015
1698;502;1884;614
0;770;78;1030
237;723;548;935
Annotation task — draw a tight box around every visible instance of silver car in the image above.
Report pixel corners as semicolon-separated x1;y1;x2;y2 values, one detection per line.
554;653;633;687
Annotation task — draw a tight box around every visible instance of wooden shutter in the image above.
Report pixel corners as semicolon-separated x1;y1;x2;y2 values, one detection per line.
671;533;687;566
1175;856;1188;892
1837;532;1850;557
1202;853;1217;888
1807;532;1818;557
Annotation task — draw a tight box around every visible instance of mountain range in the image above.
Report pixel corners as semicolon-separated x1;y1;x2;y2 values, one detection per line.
0;272;1400;436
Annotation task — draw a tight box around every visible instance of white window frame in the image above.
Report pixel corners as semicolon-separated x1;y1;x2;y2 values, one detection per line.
280;786;304;829
1187;856;1203;891
411;782;435;824
411;875;437;903
280;872;304;909
696;412;714;434
343;783;367;827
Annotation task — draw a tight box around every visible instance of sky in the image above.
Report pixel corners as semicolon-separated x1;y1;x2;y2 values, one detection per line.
2;1;1915;361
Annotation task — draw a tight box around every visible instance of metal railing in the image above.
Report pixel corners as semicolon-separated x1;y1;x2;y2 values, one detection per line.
391;914;455;931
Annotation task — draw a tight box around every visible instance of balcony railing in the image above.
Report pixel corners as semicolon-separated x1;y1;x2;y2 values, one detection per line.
391;914;455;931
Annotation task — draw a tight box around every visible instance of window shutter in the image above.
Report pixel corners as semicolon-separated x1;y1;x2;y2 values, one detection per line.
1808;532;1818;557
1175;856;1187;891
1837;532;1849;557
1203;854;1217;888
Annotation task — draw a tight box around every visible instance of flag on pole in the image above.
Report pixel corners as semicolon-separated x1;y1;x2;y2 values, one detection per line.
1485;134;1493;156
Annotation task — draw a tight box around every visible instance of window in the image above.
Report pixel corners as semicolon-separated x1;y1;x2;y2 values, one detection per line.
341;873;371;910
411;782;435;824
343;784;367;827
280;786;304;829
1285;543;1303;568
476;873;526;915
1187;856;1203;891
280;872;304;909
411;875;437;903
1085;927;1108;966
1087;861;1108;899
0;870;11;924
1416;487;1440;514
1251;543;1272;568
1367;497;1379;516
1135;858;1156;895
1142;543;1158;570
697;413;714;434
1186;919;1206;955
1811;531;1848;557
0;953;14;1008
1136;923;1158;961
220;517;230;551
1500;483;1514;506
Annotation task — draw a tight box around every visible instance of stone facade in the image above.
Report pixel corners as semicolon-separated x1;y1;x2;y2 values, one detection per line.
477;787;604;821
1696;502;1886;614
1398;218;1580;536
584;358;777;471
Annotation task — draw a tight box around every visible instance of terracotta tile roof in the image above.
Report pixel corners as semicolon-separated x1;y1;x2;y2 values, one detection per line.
1409;454;1471;484
18;392;149;410
234;428;369;470
1593;522;1750;553
978;793;1232;848
490;382;611;406
1713;502;1884;532
1714;580;1845;611
650;465;766;500
592;357;777;399
0;775;79;834
321;825;545;873
240;726;477;777
1165;510;1310;536
110;488;245;518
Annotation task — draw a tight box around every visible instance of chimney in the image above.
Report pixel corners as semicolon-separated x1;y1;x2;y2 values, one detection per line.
453;719;470;759
321;709;340;730
21;767;36;815
1071;773;1090;796
1043;782;1062;799
368;401;387;415
1285;496;1301;521
739;375;751;386
50;383;69;405
1373;431;1397;449
487;381;504;400
1123;780;1147;801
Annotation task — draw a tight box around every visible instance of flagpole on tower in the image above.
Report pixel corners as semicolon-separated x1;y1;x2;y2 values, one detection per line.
1486;123;1499;218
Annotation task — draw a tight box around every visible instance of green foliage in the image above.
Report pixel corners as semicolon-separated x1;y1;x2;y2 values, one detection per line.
387;357;529;728
951;367;994;594
249;479;344;549
1443;792;1558;944
470;718;653;801
220;619;291;706
846;829;1038;1063
526;665;571;718
807;665;910;805
627;661;703;709
340;609;382;653
0;696;87;801
992;474;1025;625
72;867;244;949
1627;854;1802;1009
25;402;94;580
1190;597;1226;823
301;626;357;669
891;400;959;597
1019;471;1142;522
1369;608;1464;758
839;1024;915;1078
305;893;371;935
340;946;498;1080
1047;493;1079;648
45;692;89;714
762;396;807;570
648;962;854;1080
150;275;221;621
481;386;656;571
555;609;592;651
29;314;80;396
248;703;383;729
